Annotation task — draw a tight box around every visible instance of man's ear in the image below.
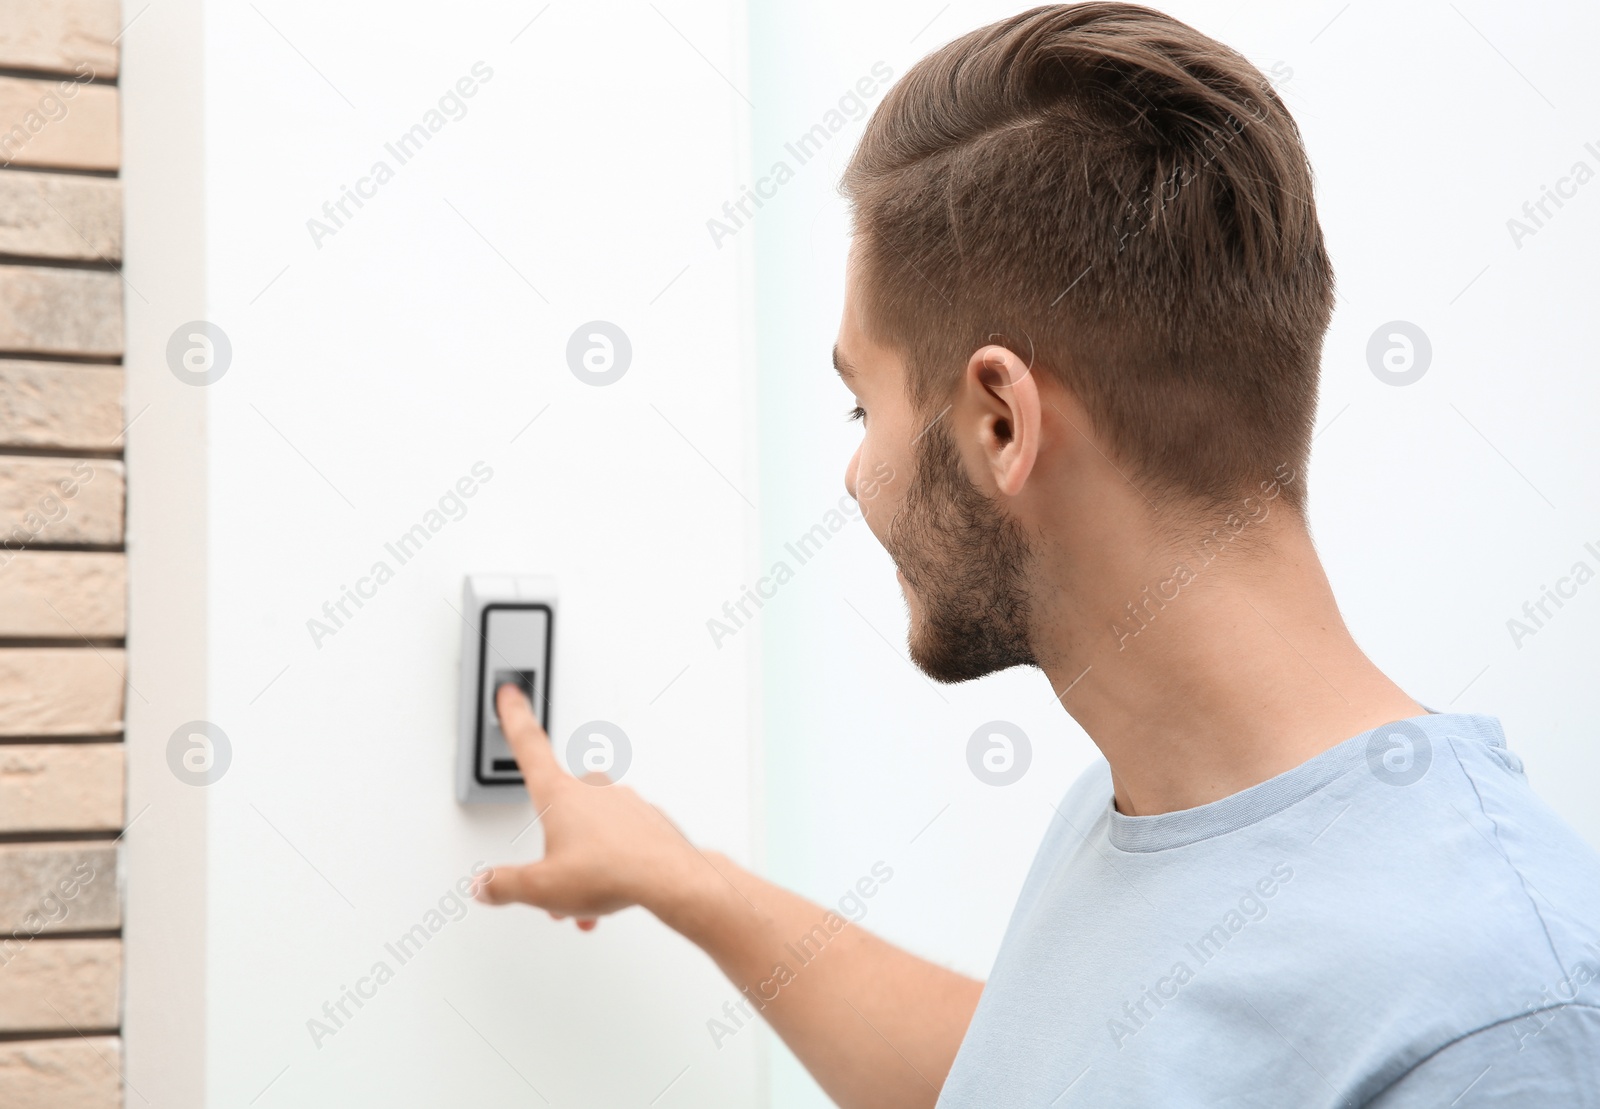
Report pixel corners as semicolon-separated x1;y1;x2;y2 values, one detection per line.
964;343;1041;496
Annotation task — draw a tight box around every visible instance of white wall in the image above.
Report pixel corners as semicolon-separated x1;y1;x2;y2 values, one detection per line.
123;1;1599;1106
122;0;209;1102
129;0;768;1105
748;2;1600;1106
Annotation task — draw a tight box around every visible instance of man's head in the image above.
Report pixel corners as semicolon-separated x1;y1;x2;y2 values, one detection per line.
835;2;1331;682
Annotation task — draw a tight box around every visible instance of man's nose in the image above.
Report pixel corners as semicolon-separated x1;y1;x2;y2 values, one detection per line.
844;446;861;502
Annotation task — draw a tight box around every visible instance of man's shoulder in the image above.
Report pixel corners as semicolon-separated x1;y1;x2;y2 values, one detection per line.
1380;714;1600;962
959;713;1600;1104
1367;1003;1600;1107
1287;713;1600;1061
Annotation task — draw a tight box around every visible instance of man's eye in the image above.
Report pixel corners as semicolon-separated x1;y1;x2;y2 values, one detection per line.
847;405;866;423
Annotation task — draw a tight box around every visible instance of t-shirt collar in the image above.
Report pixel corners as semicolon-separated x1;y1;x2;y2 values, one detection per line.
1104;709;1507;853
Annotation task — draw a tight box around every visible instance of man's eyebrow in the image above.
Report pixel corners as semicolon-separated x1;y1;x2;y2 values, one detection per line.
832;344;857;382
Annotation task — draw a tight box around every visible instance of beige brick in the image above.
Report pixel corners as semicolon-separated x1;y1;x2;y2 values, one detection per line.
0;1036;121;1108
0;650;125;737
0;552;125;638
0;745;122;833
0;76;118;172
0;938;119;1031
0;456;123;546
0;266;122;357
0;0;120;79
0;174;121;262
0;361;123;448
0;843;118;932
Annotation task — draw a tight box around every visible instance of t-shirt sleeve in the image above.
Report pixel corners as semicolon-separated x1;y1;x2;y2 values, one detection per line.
1365;1005;1600;1107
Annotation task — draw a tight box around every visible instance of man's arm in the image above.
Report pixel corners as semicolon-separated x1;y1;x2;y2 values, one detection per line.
1365;1005;1600;1108
475;685;983;1109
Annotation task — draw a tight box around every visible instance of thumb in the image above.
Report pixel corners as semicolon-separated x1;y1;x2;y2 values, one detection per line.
474;861;554;908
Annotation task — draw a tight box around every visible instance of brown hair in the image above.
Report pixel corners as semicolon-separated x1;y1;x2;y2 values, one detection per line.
840;2;1332;518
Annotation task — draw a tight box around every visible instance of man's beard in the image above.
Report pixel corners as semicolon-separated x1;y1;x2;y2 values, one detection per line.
883;421;1037;683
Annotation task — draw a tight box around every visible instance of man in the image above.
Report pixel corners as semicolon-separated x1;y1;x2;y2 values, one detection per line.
477;3;1600;1105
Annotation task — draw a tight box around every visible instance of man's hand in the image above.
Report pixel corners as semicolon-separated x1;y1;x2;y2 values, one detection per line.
471;681;983;1109
473;683;711;930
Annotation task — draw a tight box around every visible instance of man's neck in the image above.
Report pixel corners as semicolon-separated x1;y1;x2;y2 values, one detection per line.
1036;521;1426;817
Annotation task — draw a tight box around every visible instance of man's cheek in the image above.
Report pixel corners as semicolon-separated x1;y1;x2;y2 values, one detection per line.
855;466;899;547
856;456;899;517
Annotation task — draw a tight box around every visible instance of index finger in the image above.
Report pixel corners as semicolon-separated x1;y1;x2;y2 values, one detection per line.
495;682;564;795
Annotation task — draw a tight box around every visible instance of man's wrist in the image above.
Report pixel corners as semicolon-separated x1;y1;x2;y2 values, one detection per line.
649;848;752;946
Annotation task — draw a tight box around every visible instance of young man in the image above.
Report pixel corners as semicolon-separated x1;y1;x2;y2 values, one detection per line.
477;3;1600;1104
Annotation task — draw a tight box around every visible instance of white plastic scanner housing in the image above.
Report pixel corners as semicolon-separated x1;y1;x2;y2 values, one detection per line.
455;574;557;803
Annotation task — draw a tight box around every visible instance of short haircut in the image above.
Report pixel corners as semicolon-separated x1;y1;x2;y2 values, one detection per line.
841;2;1333;518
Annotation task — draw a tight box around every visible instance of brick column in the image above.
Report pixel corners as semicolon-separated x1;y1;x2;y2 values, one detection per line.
0;2;128;1106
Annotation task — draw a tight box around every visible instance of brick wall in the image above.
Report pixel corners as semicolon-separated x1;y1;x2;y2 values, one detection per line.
0;2;127;1106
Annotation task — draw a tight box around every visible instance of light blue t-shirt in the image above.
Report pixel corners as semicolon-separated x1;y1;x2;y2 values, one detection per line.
938;711;1600;1106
